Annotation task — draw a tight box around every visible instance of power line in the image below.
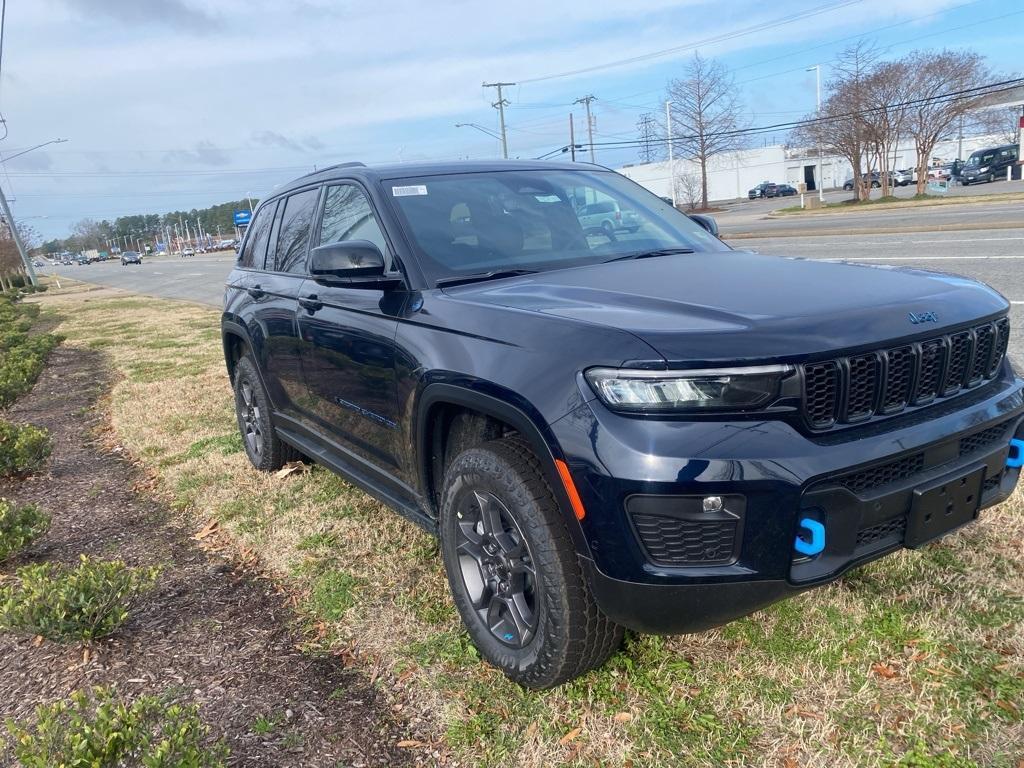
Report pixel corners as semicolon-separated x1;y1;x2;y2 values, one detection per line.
517;0;864;84
536;77;1024;157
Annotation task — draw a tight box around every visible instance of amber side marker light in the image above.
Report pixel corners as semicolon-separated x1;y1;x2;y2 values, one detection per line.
554;459;587;520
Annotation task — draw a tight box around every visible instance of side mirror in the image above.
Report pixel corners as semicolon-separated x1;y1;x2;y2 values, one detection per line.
688;213;719;238
310;240;385;278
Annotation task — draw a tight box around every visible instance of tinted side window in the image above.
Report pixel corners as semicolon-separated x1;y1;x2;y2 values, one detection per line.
319;184;391;267
275;188;319;273
238;203;274;269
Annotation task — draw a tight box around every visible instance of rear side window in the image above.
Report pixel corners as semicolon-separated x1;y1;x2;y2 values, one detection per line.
238;203;275;269
274;188;320;273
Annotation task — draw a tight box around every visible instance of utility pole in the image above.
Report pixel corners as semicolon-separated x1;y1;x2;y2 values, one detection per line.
482;81;514;159
0;183;37;286
574;95;597;163
807;65;824;201
569;113;576;162
665;100;676;207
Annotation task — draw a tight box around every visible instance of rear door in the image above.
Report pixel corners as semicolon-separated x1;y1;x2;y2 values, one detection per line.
250;186;320;419
296;181;408;475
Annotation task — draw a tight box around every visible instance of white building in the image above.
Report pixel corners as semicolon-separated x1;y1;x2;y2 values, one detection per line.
618;132;1013;203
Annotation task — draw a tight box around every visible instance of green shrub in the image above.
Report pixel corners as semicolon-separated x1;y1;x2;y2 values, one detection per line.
0;500;49;562
0;556;159;641
0;334;61;408
0;420;51;477
2;686;228;767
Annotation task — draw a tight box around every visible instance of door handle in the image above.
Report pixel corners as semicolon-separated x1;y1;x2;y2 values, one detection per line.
299;294;323;313
246;284;266;299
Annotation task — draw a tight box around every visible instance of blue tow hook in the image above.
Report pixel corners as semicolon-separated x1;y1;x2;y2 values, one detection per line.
794;518;826;557
1008;438;1024;469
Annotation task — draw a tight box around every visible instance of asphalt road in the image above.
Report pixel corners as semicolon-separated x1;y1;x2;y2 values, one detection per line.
42;221;1024;368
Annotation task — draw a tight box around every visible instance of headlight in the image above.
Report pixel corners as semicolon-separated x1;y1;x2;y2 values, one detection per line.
584;365;793;413
979;166;989;173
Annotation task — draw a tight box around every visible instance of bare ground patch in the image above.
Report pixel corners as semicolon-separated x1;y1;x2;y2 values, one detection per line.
0;343;415;767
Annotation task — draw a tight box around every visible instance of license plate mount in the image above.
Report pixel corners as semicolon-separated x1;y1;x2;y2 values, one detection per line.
904;466;985;549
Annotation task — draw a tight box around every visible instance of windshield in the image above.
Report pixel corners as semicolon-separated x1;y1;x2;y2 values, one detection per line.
386;168;728;286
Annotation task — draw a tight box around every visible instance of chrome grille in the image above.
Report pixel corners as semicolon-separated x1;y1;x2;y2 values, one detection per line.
801;318;1009;430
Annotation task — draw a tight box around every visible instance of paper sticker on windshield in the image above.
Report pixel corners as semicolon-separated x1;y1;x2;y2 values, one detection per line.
392;185;428;197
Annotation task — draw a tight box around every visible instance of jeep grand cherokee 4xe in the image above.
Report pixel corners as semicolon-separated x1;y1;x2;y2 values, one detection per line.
222;160;1023;688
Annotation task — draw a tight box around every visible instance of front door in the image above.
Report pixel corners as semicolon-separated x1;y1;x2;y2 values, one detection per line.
297;182;407;474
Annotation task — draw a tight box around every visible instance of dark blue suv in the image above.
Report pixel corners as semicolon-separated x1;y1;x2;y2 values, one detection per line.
222;160;1023;687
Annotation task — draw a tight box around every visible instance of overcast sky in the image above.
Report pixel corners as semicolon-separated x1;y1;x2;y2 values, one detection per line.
3;0;1020;240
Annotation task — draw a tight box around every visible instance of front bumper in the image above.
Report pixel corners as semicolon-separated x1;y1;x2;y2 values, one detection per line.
552;371;1024;634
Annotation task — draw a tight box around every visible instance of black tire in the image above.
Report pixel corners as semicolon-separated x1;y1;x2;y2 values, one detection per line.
233;354;300;471
439;436;623;688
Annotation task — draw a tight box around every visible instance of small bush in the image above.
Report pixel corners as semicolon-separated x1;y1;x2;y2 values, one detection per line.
0;556;159;641
0;334;61;408
0;420;51;477
0;500;49;562
2;686;228;767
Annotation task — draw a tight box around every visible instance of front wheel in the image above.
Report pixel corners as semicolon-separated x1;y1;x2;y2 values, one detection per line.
439;437;623;688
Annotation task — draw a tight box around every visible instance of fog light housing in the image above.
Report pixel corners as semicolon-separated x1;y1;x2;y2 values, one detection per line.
702;495;724;512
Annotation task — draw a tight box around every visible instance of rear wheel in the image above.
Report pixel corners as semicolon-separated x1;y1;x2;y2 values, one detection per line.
233;354;299;471
439;437;623;688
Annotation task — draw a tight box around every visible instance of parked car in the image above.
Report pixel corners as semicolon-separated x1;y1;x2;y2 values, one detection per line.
748;181;778;199
73;254;91;265
961;144;1019;185
843;173;882;191
181;247;196;258
222;159;1022;688
121;251;143;266
774;184;798;197
576;200;641;234
928;164;954;181
892;169;913;187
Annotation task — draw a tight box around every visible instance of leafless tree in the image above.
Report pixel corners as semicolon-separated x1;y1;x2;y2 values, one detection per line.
862;59;913;197
665;53;749;209
903;50;993;194
674;172;702;211
972;106;1023;145
793;42;879;202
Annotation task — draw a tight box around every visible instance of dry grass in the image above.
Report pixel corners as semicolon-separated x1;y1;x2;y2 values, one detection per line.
38;293;1024;767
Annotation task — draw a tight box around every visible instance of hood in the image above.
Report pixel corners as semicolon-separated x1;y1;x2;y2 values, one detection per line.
442;251;1008;364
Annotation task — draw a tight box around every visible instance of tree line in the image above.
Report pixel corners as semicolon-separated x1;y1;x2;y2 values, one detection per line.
41;198;257;254
637;44;1017;207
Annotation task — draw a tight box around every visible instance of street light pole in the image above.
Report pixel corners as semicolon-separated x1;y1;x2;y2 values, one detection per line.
808;65;824;201
665;100;676;207
482;82;514;159
0;138;68;287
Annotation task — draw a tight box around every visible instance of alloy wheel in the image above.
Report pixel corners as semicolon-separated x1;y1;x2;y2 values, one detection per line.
454;490;539;647
239;380;263;459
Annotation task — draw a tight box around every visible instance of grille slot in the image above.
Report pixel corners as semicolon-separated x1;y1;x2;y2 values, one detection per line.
982;471;1003;495
913;340;944;404
969;325;995;384
856;516;907;548
958;420;1013;457
838;453;925;494
632;514;738;566
801;318;1008;430
845;354;878;420
883;346;915;410
803;362;838;427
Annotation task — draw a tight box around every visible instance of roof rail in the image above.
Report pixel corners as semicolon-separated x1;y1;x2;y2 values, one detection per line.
295;161;367;180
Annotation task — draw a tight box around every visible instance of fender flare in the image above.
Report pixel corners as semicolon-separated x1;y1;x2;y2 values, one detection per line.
415;382;592;557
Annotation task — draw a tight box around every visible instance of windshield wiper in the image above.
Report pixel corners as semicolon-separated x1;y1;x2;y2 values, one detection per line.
436;269;539;288
602;247;696;264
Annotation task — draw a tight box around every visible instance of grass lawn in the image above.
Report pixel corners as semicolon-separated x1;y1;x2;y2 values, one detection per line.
772;190;1024;216
35;290;1024;767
